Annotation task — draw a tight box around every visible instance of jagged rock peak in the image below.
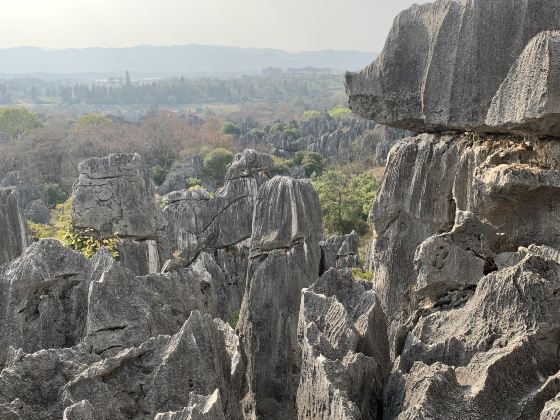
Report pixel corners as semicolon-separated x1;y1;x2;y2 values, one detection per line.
250;176;323;255
225;148;274;180
0;187;27;265
346;0;560;136
238;175;323;419
486;30;560;137
296;269;389;419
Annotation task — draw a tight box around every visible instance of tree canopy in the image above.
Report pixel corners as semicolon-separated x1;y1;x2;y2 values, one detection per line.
313;169;380;235
0;107;42;139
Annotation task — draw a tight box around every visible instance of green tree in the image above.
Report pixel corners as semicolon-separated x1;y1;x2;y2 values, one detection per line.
283;128;301;140
294;151;327;177
0;107;42;139
76;114;112;128
204;148;234;180
269;122;285;134
313;169;380;235
222;121;242;136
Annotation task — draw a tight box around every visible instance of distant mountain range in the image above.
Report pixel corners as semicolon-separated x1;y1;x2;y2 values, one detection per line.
0;45;375;78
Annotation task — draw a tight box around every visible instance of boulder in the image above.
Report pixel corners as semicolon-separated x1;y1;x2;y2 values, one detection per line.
0;187;27;265
238;176;323;419
346;0;560;134
487;31;560;137
296;269;390;419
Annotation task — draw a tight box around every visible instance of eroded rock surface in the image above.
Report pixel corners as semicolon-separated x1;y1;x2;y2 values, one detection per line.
487;31;560;137
296;269;389;420
239;176;323;419
0;187;27;265
72;153;167;274
346;0;560;135
320;231;360;273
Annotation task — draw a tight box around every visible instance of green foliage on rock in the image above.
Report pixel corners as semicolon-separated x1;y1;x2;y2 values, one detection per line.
55;199;120;258
151;165;168;186
351;268;374;282
44;182;67;207
313;169;380;235
270;156;292;175
28;221;55;240
0;107;42;139
229;310;240;329
204;148;234;180
222;121;242;136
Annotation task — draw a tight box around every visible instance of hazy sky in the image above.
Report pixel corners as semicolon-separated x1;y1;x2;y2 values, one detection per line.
0;0;429;52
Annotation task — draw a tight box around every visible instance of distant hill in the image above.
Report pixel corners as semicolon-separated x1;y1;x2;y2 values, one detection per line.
0;45;375;78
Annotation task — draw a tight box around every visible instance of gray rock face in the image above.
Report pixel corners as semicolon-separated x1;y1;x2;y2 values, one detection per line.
72;153;167;275
206;149;273;250
487;31;560;137
163;189;215;262
0;311;241;419
158;155;207;195
239;176;323;419
0;187;27;265
296;269;389;420
155;390;226;420
386;252;560;419
1;171;48;224
346;0;560;134
320;231;360;274
369;133;560;354
0;240;90;365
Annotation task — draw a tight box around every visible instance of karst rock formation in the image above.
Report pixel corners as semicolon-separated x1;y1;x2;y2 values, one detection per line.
2;0;560;419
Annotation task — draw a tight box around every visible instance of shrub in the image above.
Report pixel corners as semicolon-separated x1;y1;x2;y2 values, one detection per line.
151;165;168;186
44;183;67;207
28;221;55;240
351;268;374;282
229;310;240;329
204;148;234;180
302;110;321;120
54;199;120;258
187;177;201;188
222;121;242;136
328;107;353;118
270;156;292;175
